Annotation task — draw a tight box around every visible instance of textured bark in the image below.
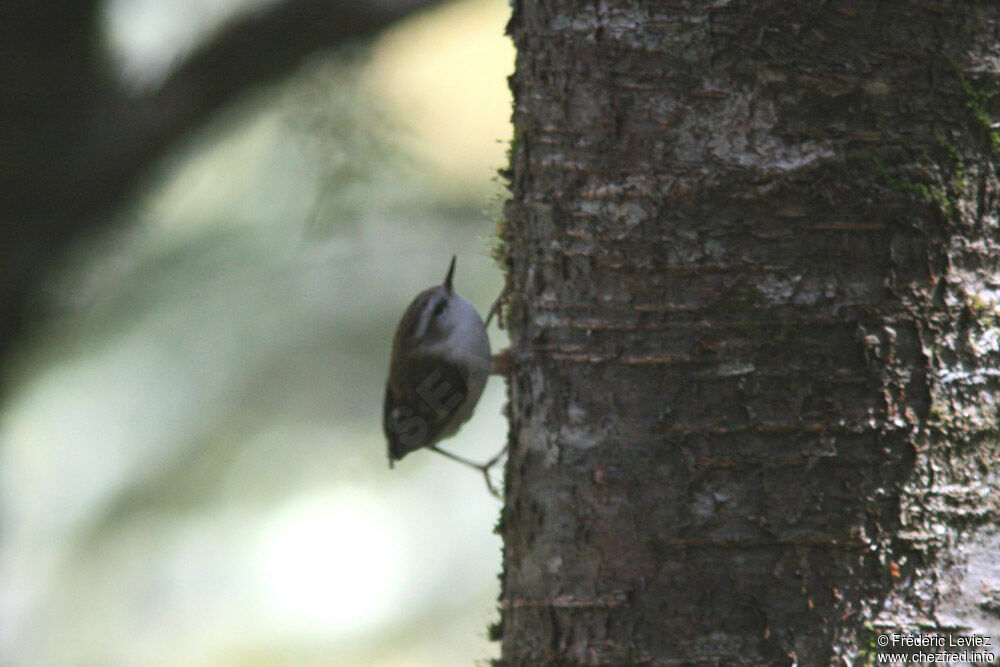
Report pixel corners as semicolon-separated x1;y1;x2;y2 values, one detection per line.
498;1;1000;664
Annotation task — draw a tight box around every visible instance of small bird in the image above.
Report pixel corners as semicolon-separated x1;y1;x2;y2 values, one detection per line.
383;256;501;489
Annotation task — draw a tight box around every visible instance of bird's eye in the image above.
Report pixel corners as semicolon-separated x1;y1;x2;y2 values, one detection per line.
432;300;447;317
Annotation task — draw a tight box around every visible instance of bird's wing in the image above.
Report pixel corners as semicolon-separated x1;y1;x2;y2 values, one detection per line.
384;354;470;463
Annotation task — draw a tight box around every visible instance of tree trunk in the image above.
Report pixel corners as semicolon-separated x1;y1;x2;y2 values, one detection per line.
498;1;1000;663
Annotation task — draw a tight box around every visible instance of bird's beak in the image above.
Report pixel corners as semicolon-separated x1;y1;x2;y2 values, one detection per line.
443;255;456;294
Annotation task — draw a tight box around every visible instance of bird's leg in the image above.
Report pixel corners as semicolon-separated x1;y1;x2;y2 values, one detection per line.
491;347;516;376
429;445;507;499
484;272;513;329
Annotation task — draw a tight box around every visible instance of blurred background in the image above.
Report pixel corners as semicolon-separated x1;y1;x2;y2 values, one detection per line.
0;0;512;664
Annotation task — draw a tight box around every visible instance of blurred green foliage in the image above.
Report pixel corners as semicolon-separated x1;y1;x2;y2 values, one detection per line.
1;1;512;665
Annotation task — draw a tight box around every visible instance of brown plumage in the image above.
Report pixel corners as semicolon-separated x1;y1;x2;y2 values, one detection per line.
383;256;491;467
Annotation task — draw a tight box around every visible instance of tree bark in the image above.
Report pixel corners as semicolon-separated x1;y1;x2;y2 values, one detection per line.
499;1;1000;663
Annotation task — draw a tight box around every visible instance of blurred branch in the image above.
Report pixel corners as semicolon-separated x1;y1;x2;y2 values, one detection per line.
120;0;447;182
0;0;446;366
